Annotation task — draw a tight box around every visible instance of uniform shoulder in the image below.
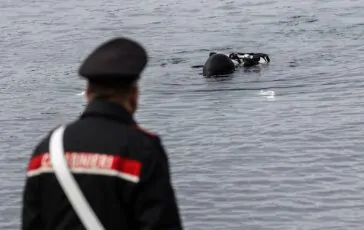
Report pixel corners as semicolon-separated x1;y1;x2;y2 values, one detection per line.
32;123;73;155
32;126;58;153
131;124;160;139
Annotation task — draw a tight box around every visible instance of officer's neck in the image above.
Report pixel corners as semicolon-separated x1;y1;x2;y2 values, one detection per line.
86;96;136;115
104;99;136;115
120;101;136;115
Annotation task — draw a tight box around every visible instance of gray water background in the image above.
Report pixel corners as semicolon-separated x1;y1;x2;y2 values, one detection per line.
1;0;364;229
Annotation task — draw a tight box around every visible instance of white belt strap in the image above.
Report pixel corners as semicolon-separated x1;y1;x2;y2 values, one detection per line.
49;125;105;230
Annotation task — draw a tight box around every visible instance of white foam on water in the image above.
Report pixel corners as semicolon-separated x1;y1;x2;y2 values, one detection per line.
259;89;276;101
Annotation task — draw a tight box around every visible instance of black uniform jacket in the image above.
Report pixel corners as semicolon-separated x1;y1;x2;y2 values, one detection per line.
21;99;183;230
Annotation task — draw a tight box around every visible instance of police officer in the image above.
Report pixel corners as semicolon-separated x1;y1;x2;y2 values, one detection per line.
21;37;184;230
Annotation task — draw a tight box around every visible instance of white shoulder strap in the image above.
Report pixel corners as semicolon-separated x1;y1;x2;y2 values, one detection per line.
49;125;105;230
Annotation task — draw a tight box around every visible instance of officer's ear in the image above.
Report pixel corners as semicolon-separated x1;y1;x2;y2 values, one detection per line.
85;86;91;102
131;83;139;101
128;82;139;113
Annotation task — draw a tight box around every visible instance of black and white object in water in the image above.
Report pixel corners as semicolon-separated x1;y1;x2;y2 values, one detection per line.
228;52;270;67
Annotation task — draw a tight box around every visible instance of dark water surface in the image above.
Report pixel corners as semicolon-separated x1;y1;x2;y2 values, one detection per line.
1;0;364;229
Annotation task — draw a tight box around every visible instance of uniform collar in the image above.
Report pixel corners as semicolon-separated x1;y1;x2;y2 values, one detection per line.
80;99;136;125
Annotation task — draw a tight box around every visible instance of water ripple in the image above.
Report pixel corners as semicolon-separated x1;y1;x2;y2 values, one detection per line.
1;0;364;229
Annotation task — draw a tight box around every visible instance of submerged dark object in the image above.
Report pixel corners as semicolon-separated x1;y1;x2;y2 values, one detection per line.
202;53;235;77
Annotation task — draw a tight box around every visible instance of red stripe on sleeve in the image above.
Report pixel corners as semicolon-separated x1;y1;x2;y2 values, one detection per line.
112;156;141;177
